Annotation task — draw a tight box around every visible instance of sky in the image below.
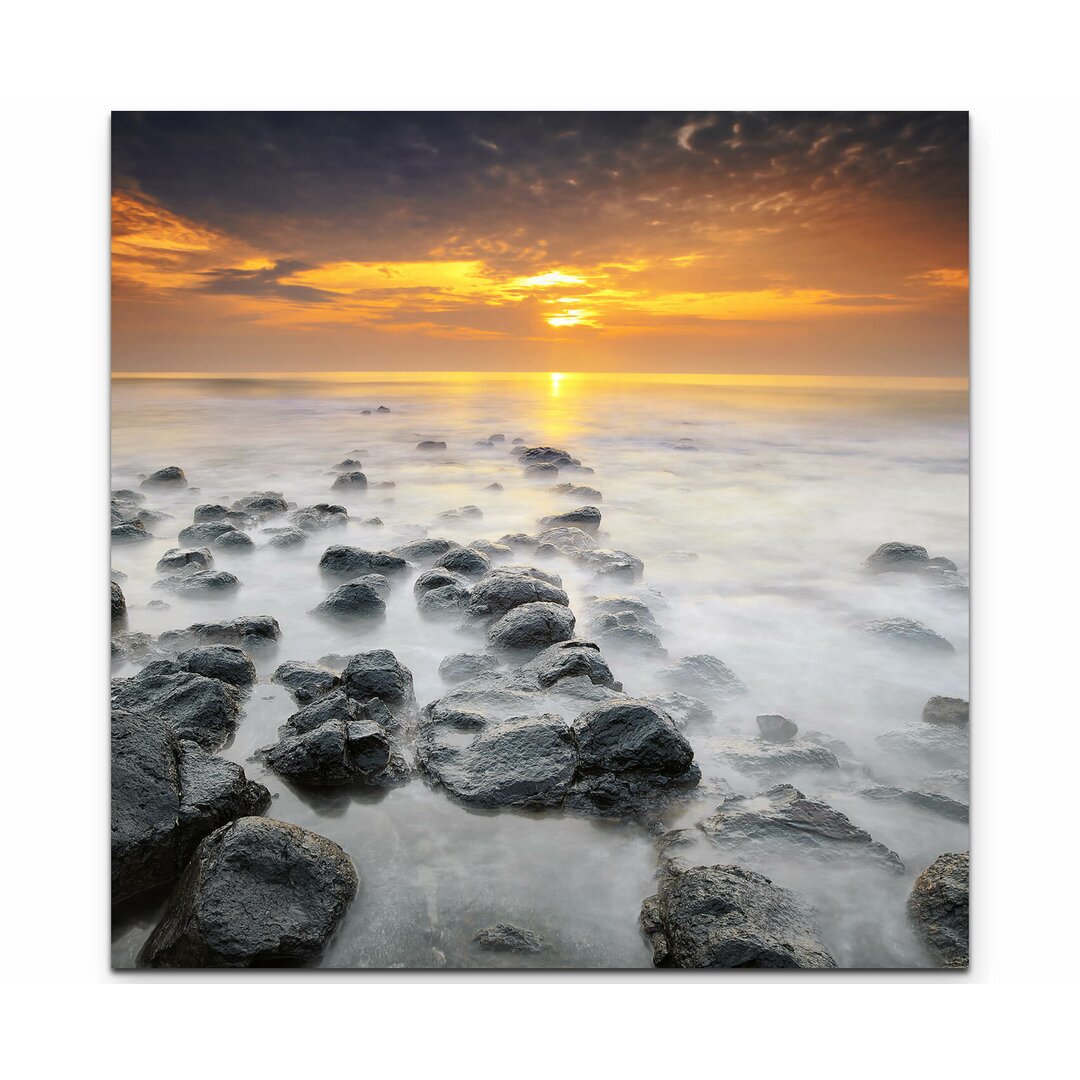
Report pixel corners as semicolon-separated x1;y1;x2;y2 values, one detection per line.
112;112;968;376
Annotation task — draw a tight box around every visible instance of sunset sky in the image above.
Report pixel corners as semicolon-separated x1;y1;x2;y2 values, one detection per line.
112;112;968;376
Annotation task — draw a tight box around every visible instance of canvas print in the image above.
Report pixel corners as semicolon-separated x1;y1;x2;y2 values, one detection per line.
111;112;969;969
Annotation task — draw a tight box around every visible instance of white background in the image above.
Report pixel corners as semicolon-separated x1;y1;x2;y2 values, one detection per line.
1;0;1077;1073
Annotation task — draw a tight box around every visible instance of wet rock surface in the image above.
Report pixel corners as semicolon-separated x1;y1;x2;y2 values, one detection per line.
319;545;408;579
639;863;837;968
473;923;548;953
907;852;969;967
312;579;388;621
272;660;341;704
487;601;577;658
138;817;358;967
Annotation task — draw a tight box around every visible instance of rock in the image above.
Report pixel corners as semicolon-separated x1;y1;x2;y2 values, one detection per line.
414;567;467;598
417;583;472;619
138;817;358;967
573;699;693;776
272;660;341;704
214;530;255;549
112;661;245;751
639;863;836;968
177;645;256;688
473;924;547;953
859;786;969;823
524;462;560;478
393;537;459;565
112;709;270;904
583;595;660;631
178;521;237;547
536;526;595;553
522;640;619;690
498;533;540;550
288;504;348;531
262;690;404;788
112;631;167;665
340;650;415;715
696;784;904;871
907;852;969;967
231;492;288;517
875;723;968;769
319;545;408;579
111;568;127;582
487;601;576;658
920;769;970;801
922;696;969;726
862;617;955;652
539;506;602;533
572;547;643;581
311;580;387;621
418;712;577;810
864;541;930;573
484;482;504;492
520;446;580;467
434;546;490;579
364;517;384;527
111;581;127;626
112;488;145;504
113;520;152;543
756;714;798;742
417;440;447;450
662;654;747;700
156;547;214;574
193;503;231;523
642;691;714;729
550;482;602;501
333;458;363;470
154;570;241;595
141;466;188;489
266;527;307;548
439;652;501;684
712;738;842;779
437;505;484;522
331;470;368;490
464;568;570;623
158;615;281;654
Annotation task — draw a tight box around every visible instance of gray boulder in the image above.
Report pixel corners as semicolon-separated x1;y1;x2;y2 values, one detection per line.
158;615;280;654
266;527;307;548
231;491;288;517
177;645;256;688
434;546;491;579
417;583;472;619
214;530;255;550
340;650;415;715
439;652;501;684
141;466;188;489
138;817;358;967
539;506;602;533
522;640;619;690
922;696;969;726
465;568;569;623
550;482;602;501
319;545;408;579
639;863;837;968
661;654;748;700
311;580;386;621
111;581;127;627
288;504;348;532
473;923;547;953
272;660;341;704
154;570;240;595
331;470;367;490
178;521;237;547
393;537;459;565
417;440;447;450
864;542;929;573
156;547;214;574
756;714;798;742
908;852;969;967
487;601;576;658
112;520;152;543
862;617;955;653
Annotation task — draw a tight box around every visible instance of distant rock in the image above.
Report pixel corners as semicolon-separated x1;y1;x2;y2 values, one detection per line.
661;654;748;700
864;542;929;573
266;527;307;549
572;548;643;581
288;504;348;532
138;817;358;967
437;505;484;522
213;530;255;550
376;405;391;413
862;617;955;653
640;863;836;968
112;520;152;544
231;492;288;517
141;466;188;489
111;581;127;627
331;470;367;490
156;547;214;574
154;569;241;595
417;440;447;451
393;537;459;565
333;458;363;470
550;482;602;501
520;446;580;468
485;482;504;491
908;852;969;967
922;696;969;726
473;924;547;954
178;521;237;547
756;714;798;742
538;506;602;533
523;462;560;478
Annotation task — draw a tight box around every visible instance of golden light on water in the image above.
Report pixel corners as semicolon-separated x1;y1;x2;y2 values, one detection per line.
549;372;564;395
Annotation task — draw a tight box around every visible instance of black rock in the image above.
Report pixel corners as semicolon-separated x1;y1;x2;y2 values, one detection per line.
331;470;368;490
756;714;798;742
393;537;459;565
231;492;288;517
112;661;245;751
266;527;307;548
639;863;837;968
487;601;576;658
333;458;363;470
112;709;270;904
272;660;341;704
538;506;602;533
138;817;358;967
141;466;188;489
376;405;391;413
417;583;472;619
464;567;569;622
111;581;127;626
319;544;408;579
573;699;693;776
520;446;580;467
550;482;602;502
864;541;930;573
311;580;387;621
434;546;491;579
340;649;415;715
154;569;241;595
862;617;955;652
473;923;547;953
469;539;512;558
572;548;644;581
413;567;467;598
158;615;281;654
485;482;504;491
177;645;257;688
417;440;447;450
522;640;618;690
922;696;969;726
178;521;237;547
193;503;230;523
214;530;255;549
524;462;560;478
696;784;904;871
156;547;214;574
439;652;501;684
908;852;969;967
112;520;152;544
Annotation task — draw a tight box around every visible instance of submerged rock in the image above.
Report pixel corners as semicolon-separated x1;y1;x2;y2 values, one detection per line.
417;583;472;620
112;709;270;904
138;817;358;967
156;547;214;574
862;617;955;653
340;649;415;716
520;446;580;468
696;784;904;870
331;470;368;490
473;923;547;953
272;660;341;704
154;569;241;595
178;521;237;547
113;520;152;544
319;545;408;579
538;506;602;534
393;537;459;565
111;581;127;627
266;527;306;549
876;723;968;769
438;652;501;684
712;738;842;779
141;466;188;489
859;785;969;823
158;615;281;654
908;852;969;967
214;530;255;550
922;696;969;726
289;503;349;532
487;601;576;658
756;714;798;742
524;462;559;478
437;504;484;521
465;568;569;623
639;863;837;969
864;542;929;573
434;546;491;579
572;548;644;581
550;482;602;501
661;654;748;700
417;440;447;451
231;491;288;517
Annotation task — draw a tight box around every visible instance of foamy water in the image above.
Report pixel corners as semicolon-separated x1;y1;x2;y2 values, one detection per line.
111;372;969;968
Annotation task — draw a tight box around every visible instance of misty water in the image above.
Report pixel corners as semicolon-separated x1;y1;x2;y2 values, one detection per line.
111;372;969;969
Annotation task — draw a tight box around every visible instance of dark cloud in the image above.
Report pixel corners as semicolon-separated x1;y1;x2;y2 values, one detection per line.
197;259;335;302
